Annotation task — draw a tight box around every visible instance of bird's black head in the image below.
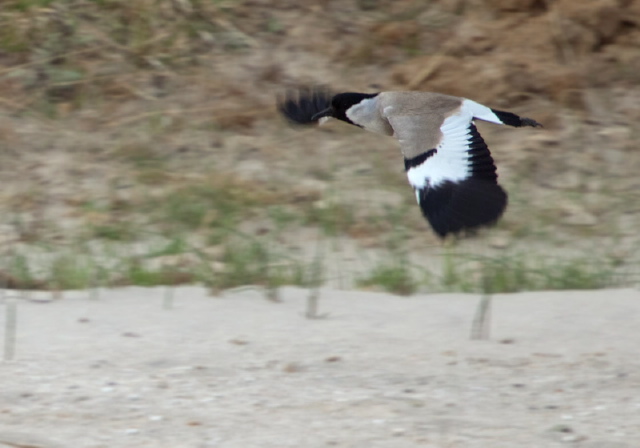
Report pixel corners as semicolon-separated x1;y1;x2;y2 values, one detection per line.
323;92;378;125
278;88;378;127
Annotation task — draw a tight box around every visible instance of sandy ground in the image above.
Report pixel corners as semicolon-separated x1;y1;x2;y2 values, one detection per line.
1;286;639;448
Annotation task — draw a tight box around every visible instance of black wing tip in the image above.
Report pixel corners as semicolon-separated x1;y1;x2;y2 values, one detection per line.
418;179;508;238
277;86;333;126
521;117;543;128
491;109;543;128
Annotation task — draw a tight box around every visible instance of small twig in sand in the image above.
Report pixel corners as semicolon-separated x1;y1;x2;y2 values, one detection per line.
163;286;174;310
3;298;17;361
305;288;323;319
51;288;63;301
470;294;492;340
304;237;328;319
88;262;100;300
265;285;281;303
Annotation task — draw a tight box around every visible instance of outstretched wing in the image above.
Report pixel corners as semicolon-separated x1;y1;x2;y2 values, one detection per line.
277;87;333;125
388;100;521;237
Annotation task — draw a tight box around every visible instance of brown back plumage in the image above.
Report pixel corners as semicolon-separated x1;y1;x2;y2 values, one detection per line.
377;92;462;159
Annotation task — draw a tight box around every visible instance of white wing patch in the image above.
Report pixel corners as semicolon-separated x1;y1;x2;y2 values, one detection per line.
460;99;502;125
405;98;505;196
406;112;473;191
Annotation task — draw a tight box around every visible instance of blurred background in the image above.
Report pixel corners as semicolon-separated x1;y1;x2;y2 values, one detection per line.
0;0;639;295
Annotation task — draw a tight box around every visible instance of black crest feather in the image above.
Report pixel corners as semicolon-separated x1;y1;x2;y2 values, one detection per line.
277;87;332;125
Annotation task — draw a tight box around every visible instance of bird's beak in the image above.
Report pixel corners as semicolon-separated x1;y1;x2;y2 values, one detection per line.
311;107;332;121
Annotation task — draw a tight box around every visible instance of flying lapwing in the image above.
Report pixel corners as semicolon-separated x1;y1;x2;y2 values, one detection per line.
278;87;542;238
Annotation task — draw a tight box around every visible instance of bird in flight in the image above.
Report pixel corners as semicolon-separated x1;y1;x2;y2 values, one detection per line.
278;87;542;238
